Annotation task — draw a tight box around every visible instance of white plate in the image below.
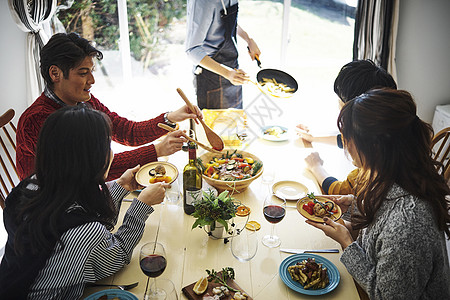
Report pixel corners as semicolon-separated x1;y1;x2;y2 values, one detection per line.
272;180;308;200
261;125;289;142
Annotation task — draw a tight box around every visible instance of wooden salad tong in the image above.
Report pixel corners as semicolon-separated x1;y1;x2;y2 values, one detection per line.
176;88;225;151
157;123;222;154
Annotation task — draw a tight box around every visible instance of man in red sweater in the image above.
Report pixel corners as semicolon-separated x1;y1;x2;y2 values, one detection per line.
16;32;202;181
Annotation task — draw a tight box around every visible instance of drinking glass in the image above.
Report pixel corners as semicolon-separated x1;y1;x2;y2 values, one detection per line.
262;194;286;248
231;222;258;262
165;178;180;205
261;167;275;195
140;242;167;300
149;279;178;300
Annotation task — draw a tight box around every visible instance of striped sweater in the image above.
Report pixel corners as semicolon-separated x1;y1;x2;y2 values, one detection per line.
1;182;154;299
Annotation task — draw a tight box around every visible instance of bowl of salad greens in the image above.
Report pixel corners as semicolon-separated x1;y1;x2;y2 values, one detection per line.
198;149;263;193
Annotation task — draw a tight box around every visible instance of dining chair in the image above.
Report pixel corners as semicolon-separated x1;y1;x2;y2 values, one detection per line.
431;127;450;183
0;109;19;209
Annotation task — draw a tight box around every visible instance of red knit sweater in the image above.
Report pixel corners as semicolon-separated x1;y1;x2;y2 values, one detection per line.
16;93;167;180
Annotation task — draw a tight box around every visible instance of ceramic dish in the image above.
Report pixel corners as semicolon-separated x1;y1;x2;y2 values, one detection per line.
199;149;263;193
279;253;340;296
261;125;288;142
297;196;342;222
84;289;138;300
135;161;178;187
272;180;308;200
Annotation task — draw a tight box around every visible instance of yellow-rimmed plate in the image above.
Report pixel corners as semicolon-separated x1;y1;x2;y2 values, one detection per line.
135;161;178;187
297;196;342;222
272;180;308;200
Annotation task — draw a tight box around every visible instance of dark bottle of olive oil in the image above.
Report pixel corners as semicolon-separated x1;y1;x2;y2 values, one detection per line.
183;140;202;215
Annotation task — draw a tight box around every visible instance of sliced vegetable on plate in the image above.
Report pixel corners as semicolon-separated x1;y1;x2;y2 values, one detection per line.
261;125;289;141
297;193;342;222
279;253;340;296
135;161;178;186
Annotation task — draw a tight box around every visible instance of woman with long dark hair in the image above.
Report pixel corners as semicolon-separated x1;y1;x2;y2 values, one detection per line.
307;88;450;299
0;106;167;299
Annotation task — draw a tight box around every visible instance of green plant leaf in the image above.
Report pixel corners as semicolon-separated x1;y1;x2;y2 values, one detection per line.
217;218;228;231
218;190;229;200
191;219;202;230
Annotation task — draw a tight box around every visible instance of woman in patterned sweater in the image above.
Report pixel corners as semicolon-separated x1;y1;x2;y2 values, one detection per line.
307;88;450;299
1;106;167;299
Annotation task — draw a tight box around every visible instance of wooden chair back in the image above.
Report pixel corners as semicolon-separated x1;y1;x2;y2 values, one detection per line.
431;127;450;182
0;109;19;209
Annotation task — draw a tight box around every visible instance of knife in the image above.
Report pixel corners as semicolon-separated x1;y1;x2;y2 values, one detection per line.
280;248;339;254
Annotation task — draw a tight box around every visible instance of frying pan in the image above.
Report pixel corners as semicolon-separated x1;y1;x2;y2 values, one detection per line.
248;52;298;98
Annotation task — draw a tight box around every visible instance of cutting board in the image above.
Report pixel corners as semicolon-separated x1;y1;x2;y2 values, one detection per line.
182;272;252;300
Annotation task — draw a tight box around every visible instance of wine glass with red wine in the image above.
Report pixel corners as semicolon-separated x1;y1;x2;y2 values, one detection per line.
262;194;286;248
140;242;167;300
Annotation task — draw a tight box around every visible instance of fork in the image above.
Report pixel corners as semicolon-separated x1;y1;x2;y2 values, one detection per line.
86;281;139;290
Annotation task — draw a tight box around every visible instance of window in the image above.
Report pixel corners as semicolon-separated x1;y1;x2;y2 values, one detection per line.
56;0;355;136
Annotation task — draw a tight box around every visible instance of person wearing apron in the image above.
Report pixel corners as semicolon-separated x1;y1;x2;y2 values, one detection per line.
186;0;260;109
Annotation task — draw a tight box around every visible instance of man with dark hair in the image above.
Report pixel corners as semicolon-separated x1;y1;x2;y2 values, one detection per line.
16;32;201;180
297;59;397;195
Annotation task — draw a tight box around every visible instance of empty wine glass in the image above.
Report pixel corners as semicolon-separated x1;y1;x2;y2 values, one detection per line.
261;166;275;195
149;279;178;300
140;242;167;300
231;222;258;262
262;194;286;248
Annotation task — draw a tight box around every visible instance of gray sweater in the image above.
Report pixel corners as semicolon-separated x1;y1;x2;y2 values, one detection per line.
340;184;450;300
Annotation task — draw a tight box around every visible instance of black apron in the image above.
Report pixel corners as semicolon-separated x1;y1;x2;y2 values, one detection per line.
195;2;242;109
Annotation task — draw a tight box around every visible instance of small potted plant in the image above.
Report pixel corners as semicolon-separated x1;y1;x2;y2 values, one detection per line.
191;189;238;239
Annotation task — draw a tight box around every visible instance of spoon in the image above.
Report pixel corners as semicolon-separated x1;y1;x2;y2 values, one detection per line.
176;88;225;151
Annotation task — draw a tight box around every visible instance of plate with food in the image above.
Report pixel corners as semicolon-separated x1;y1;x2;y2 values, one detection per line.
182;268;252;300
272;180;308;201
135;161;178;187
279;253;340;295
84;289;138;300
297;194;342;222
261;125;288;141
198;149;263;193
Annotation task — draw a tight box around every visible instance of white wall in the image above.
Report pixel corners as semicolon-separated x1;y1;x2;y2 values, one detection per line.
396;0;450;123
0;0;28;257
0;0;28;121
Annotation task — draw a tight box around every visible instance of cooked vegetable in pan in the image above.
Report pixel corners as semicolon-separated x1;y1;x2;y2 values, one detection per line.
259;77;295;97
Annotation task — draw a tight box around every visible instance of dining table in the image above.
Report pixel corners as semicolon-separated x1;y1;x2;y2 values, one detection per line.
83;91;362;300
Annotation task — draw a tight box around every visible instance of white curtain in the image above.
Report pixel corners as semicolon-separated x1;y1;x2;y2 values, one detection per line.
8;0;57;105
353;0;399;81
